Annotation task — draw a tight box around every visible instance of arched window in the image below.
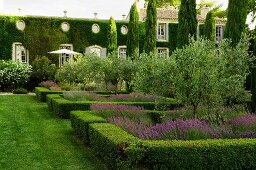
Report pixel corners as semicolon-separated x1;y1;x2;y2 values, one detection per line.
86;45;106;57
59;44;73;67
12;42;29;64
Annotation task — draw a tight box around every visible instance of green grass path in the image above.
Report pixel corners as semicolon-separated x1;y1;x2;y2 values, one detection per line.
0;95;107;170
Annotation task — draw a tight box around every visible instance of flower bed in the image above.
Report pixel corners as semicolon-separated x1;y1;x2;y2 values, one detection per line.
70;110;256;169
50;95;181;119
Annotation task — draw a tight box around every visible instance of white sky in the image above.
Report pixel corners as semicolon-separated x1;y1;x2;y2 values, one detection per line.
0;0;228;19
0;0;254;29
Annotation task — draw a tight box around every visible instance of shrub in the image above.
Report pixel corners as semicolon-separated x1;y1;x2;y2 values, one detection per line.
46;94;63;111
134;55;176;97
35;87;62;102
31;56;56;83
89;123;138;169
228;114;256;137
63;91;100;101
133;139;256;169
13;88;28;94
51;95;181;119
39;80;61;90
0;60;32;91
107;92;158;102
71;111;106;145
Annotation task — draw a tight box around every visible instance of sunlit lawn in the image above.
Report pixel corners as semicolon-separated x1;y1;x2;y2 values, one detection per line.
0;95;106;170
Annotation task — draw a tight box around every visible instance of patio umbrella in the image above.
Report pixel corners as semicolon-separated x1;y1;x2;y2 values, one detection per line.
48;49;81;55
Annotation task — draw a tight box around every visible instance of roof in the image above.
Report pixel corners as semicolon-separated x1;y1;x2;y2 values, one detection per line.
139;7;226;24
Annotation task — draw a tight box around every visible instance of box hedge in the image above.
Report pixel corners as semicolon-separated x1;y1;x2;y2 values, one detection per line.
129;139;256;170
46;94;63;111
70;114;256;169
51;96;181;119
35;87;62;102
70;111;106;145
89;123;139;169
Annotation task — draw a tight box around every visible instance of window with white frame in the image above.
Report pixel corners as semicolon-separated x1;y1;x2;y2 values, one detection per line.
88;46;102;57
216;25;224;42
12;42;29;64
59;44;73;67
157;47;169;58
157;23;168;41
118;46;127;58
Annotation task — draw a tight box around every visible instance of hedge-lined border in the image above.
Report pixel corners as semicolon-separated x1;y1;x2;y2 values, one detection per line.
70;111;106;145
51;95;181;119
46;93;63;111
35;87;62;102
71;112;256;169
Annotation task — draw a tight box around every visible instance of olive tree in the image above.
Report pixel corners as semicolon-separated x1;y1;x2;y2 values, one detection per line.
172;37;250;118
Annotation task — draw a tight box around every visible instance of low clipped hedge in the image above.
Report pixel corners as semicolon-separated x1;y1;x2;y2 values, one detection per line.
70;111;106;145
51;96;181;119
46;94;63;111
70;113;256;169
89;123;139;169
35;87;62;102
133;139;256;170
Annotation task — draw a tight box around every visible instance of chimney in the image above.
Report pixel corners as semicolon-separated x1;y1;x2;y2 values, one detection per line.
200;5;210;18
94;12;98;19
63;10;67;18
122;14;126;20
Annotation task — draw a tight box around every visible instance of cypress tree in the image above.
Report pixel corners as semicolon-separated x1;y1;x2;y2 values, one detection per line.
127;2;139;60
251;30;256;112
144;0;157;55
224;0;249;46
177;0;197;48
107;16;117;54
204;11;216;41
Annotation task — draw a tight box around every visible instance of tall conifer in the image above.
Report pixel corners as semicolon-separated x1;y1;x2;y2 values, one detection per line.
204;11;216;41
107;16;117;54
144;0;157;54
224;0;249;46
177;0;197;48
127;2;139;60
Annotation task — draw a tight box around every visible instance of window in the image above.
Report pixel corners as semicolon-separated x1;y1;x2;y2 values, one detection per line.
157;48;169;58
157;23;168;41
61;22;70;32
216;25;224;42
121;25;128;35
92;24;100;33
59;44;73;67
86;45;106;57
90;47;101;56
16;20;26;31
12;43;29;64
118;46;127;58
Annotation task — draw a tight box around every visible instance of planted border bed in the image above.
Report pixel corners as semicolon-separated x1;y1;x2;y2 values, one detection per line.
35;87;62;102
70;110;256;169
49;94;181;119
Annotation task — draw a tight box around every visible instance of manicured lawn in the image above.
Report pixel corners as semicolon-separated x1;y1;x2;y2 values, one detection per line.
0;95;107;170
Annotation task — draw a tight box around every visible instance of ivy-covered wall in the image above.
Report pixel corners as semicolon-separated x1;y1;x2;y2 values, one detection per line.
0;15;205;63
0;15;129;63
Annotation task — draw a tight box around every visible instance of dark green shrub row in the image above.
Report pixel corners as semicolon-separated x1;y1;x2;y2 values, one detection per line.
133;139;256;170
51;95;181;119
81;121;256;169
70;111;106;145
13;88;28;94
89;123;139;169
46;94;63;111
71;112;256;169
35;87;62;102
